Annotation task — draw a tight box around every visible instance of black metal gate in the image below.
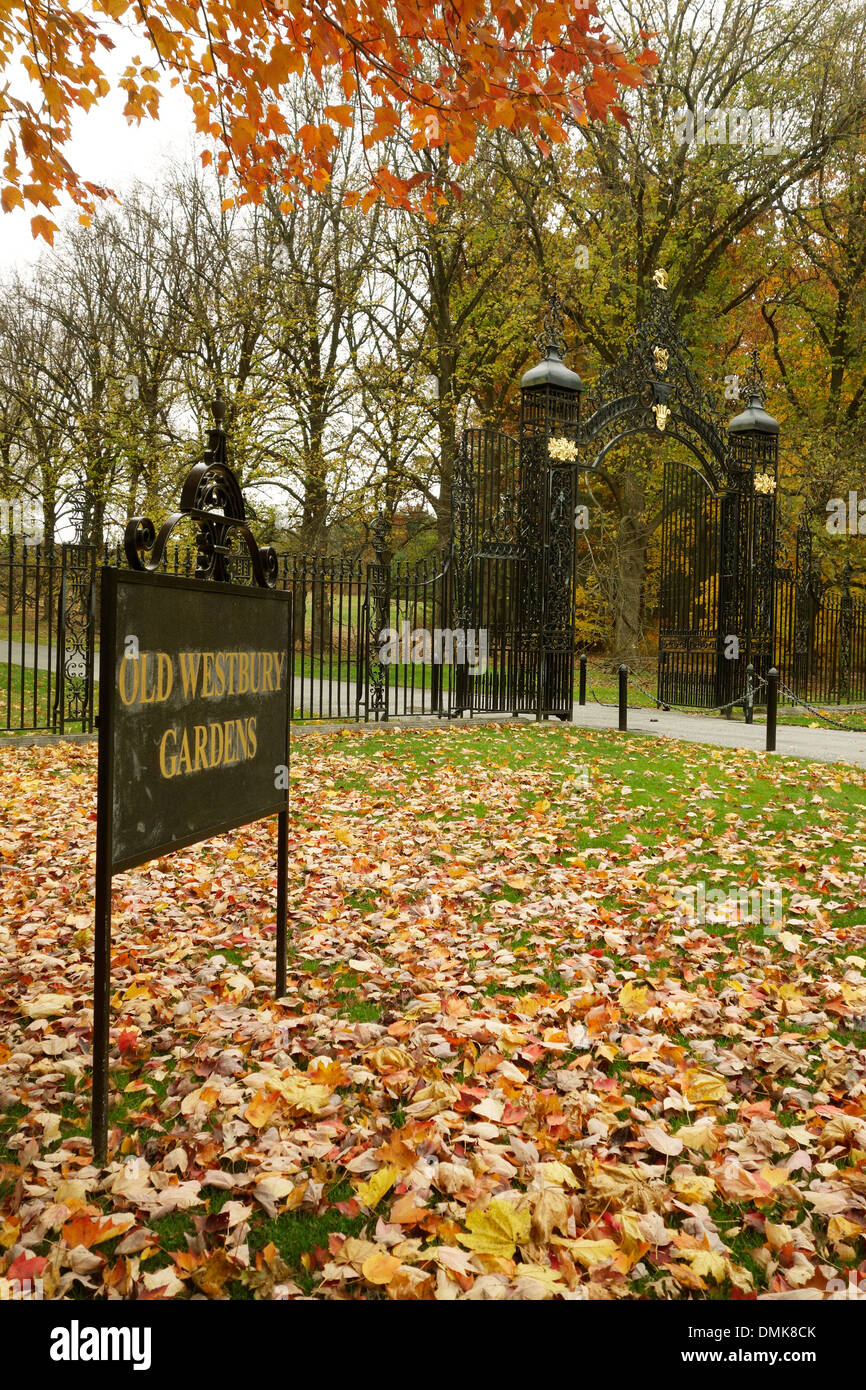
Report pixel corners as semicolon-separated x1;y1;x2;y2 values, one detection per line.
451;426;528;714
657;460;726;708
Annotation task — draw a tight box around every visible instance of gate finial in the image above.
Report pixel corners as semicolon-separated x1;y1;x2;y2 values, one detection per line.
536;281;567;361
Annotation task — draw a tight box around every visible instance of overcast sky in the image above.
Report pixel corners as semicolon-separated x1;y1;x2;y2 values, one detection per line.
2;26;195;273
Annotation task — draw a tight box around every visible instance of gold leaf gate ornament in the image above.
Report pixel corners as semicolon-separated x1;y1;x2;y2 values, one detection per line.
652;402;671;431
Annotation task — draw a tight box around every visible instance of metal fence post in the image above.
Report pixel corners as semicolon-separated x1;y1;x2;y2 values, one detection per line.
766;667;778;752
579;652;587;706
618;664;628;731
744;662;754;725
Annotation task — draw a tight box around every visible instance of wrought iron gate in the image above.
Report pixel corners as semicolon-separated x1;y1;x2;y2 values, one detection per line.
451;426;529;715
657;460;726;708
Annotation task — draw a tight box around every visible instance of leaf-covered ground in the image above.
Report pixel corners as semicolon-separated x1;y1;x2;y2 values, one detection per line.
2;725;866;1301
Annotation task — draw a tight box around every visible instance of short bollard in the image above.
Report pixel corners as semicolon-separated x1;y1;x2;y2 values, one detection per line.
766;667;778;752
744;662;754;725
579;653;587;706
618;665;628;731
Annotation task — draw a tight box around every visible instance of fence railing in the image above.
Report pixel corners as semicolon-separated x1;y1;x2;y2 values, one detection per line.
0;538;464;733
774;569;866;706
3;537;866;734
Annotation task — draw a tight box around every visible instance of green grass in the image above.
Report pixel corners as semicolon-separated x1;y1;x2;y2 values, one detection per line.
0;661;55;730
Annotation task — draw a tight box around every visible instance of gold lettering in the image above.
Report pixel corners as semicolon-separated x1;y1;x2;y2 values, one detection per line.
178;652;201;698
247;715;257;759
209;721;224;767
227;652;238;695
237;652;250;695
261;652;273;692
235;718;248;760
118;654;139;705
138;652;158;704
156;652;173;702
176;728;192;776
159;728;178;778
214;653;226;697
193;723;208;771
201;651;214;697
224;719;236;764
249;653;261;694
272;651;286;692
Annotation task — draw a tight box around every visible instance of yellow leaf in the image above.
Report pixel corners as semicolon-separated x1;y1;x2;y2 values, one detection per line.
828;1215;864;1246
514;1264;566;1293
680;1248;728;1282
778;931;802;953
30;215;56;246
0;1219;20;1249
354;1166;399;1209
21;992;70;1018
672;1172;717;1204
617;1210;651;1258
1;187;24;214
620;981;651;1015
457;1199;531;1257
553;1237;618;1268
361;1251;401;1285
275;1075;332;1113
680;1068;730;1105
536;1161;579;1188
675;1123;720;1155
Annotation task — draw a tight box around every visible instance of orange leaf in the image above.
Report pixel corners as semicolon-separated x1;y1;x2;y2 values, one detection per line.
324;103;354;128
30;215;56;245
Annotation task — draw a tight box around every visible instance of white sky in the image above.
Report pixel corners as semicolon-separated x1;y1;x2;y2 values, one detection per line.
1;26;196;273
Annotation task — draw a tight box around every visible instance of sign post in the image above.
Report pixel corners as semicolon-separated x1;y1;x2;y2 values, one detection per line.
91;395;291;1164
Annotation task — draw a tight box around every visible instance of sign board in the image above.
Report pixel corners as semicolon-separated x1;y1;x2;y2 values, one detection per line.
93;567;292;1162
102;569;291;870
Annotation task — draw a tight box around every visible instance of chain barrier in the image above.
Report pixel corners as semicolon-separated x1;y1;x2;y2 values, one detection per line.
582;663;866;732
627;670;766;716
776;681;866;733
585;672;759;717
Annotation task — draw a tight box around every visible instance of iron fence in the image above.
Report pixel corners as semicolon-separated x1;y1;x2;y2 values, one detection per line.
0;538;462;733
3;535;866;735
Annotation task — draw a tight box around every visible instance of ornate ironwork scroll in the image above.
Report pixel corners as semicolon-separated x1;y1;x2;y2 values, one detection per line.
124;392;278;589
53;543;97;733
580;274;728;475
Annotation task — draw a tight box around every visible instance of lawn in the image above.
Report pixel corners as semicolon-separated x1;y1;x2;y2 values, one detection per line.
1;724;865;1300
0;661;56;732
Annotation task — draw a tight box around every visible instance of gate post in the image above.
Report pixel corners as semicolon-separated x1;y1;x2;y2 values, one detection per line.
519;287;582;721
727;351;779;699
618;665;628;730
766;667;779;752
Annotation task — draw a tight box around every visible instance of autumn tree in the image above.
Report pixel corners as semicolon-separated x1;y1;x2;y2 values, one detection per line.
1;0;654;244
